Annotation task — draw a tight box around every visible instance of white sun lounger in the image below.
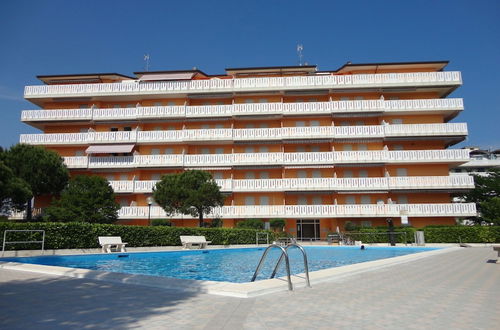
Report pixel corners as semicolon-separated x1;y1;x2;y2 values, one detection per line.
180;236;211;249
98;236;128;253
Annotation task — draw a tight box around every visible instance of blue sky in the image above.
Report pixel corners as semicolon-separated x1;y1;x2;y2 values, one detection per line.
1;0;499;149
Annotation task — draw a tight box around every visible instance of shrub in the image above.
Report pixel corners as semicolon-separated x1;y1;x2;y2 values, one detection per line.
269;218;285;230
344;221;358;231
0;222;277;250
236;219;264;230
151;219;172;226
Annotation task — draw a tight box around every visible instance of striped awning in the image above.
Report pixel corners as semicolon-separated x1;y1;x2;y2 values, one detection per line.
86;144;135;154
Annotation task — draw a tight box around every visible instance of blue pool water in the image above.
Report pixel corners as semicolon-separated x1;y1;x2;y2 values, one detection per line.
0;246;437;283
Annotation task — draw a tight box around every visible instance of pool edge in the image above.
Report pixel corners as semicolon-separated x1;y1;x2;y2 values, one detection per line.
0;246;461;298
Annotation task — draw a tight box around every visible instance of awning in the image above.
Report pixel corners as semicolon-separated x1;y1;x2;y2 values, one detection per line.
139;72;195;81
86;144;135;154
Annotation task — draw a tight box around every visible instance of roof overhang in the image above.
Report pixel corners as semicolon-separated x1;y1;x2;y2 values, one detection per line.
86;144;135;154
37;73;134;85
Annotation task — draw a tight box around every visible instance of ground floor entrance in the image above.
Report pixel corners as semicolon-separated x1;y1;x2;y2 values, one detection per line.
296;219;321;241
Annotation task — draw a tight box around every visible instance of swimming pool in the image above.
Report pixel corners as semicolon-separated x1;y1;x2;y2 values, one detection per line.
0;246;437;283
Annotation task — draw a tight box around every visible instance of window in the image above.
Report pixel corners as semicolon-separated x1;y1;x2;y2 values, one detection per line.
213;172;223;180
215;124;224;129
312;196;322;205
110;127;118;132
311;146;320;152
355;96;365;100
119;199;129;207
345;196;356;204
340;97;350;101
260;123;269;128
106;174;114;181
259;196;270;205
113;104;121;108
151;174;161;180
396;168;408;176
359;170;368;178
394;144;404;150
295;121;306;127
340;121;349;126
151;148;160;155
397;195;408;204
312;170;321;178
215;148;224;154
298;196;308;205
392;118;403;124
355;121;364;126
310;120;320;127
167;101;176;106
79;104;88;109
75;150;84;156
164;148;173;155
154;102;162;106
245;123;255;128
343;144;353;151
297;170;307;178
120;174;128;180
361;196;371;204
245;172;255;179
154;126;162;131
297;146;306;152
124;127;132;131
357;144;368;151
201;124;210;129
260;172;269;179
244;99;254;103
344;170;353;178
259;146;269;153
245;196;255;205
126;104;134;108
258;98;268;103
200;148;210;154
245;147;255;153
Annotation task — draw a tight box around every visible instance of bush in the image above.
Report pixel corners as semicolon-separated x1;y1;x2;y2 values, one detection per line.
344;221;358;232
236;219;264;230
269;218;285;230
0;222;277;250
151;219;172;226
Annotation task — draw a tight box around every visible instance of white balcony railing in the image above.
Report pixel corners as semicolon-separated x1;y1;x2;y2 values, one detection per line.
21;98;464;122
116;203;476;219
24;71;461;99
109;175;474;194
19;123;468;145
63;149;471;169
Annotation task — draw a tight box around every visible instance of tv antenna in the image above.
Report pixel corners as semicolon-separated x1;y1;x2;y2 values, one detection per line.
297;44;304;66
144;54;150;71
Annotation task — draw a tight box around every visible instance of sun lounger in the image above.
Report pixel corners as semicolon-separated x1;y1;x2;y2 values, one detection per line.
98;236;128;253
180;236;211;249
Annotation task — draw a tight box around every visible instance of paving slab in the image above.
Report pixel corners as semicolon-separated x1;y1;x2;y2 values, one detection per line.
0;247;498;329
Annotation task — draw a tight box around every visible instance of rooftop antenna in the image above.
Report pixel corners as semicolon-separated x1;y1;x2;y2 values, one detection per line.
144;54;150;71
297;44;304;66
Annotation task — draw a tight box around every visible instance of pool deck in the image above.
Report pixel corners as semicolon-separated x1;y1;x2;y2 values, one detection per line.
0;247;498;329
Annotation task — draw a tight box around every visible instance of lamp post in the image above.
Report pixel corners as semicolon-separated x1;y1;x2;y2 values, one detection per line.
147;196;153;226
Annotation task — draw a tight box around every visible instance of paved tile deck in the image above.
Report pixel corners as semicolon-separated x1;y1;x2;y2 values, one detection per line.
0;247;498;329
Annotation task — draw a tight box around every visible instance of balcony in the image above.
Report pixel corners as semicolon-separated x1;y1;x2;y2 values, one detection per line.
109;175;475;193
116;203;476;219
24;71;461;99
63;149;471;169
19;123;468;145
21;98;464;122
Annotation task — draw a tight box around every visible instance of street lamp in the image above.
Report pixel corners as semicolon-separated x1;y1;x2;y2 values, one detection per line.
147;196;153;226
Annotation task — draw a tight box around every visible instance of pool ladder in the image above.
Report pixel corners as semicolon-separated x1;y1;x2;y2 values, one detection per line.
251;243;311;291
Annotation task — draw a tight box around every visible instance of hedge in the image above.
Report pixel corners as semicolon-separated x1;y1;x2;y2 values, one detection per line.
344;226;500;244
0;222;277;250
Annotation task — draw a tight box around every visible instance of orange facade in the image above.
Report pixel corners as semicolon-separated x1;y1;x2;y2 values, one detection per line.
21;62;475;238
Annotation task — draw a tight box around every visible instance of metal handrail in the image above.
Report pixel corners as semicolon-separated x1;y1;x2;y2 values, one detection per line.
251;244;293;291
270;243;311;288
2;230;45;257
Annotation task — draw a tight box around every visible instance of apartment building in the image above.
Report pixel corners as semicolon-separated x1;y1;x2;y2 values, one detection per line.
20;61;476;239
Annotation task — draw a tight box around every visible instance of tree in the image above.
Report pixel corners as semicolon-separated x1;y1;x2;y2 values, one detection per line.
0;160;32;214
236;219;264;229
270;218;285;231
4;144;69;221
461;169;500;225
153;170;225;227
45;175;120;223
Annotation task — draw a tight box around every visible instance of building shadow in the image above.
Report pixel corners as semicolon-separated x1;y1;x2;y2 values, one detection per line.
0;270;205;329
